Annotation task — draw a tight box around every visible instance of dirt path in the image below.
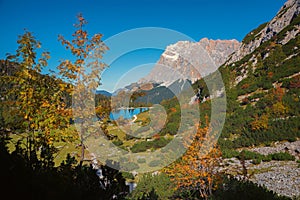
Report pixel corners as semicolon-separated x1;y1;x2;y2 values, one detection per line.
132;115;137;123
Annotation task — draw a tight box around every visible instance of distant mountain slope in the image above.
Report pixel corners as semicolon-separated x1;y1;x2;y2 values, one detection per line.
141;38;240;84
214;0;300;148
135;79;192;104
96;90;112;97
226;0;300;65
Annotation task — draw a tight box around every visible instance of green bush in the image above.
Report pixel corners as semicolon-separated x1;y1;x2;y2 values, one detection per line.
231;117;300;148
222;148;240;158
218;138;234;149
152;137;171;148
262;155;272;162
252;158;262;165
212;177;290;200
129;173;174;200
131;141;149;153
122;172;134;180
123;162;139;171
131;138;171;153
119;157;129;163
242;22;268;44
238;150;265;161
137;158;146;163
134;126;150;135
236;151;296;162
165;122;179;135
287;137;297;142
237;150;274;163
270;152;295;161
112;139;123;146
148;160;161;167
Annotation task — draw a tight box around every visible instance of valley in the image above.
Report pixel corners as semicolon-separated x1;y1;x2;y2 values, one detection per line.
1;0;300;199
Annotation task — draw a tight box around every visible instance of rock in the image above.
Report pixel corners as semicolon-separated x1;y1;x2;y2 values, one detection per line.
250;161;300;198
139;83;154;90
247;140;300;159
198;38;241;67
221;140;300;198
280;25;300;45
142;38;240;84
226;0;300;65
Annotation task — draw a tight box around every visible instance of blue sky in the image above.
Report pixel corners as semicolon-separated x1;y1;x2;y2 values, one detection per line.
0;0;286;92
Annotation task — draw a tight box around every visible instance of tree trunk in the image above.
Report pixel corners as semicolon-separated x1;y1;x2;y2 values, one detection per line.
79;123;85;167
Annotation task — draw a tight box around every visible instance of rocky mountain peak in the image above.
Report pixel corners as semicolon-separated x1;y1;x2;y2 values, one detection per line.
198;38;240;66
141;38;240;85
227;0;300;65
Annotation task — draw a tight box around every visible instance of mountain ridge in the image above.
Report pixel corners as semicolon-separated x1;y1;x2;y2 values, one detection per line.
140;38;240;85
226;0;300;65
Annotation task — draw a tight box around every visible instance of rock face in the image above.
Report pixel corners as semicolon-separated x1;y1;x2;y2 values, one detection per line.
249;140;300;160
227;0;300;64
141;38;240;85
252;161;300;198
139;83;154;91
222;158;300;198
199;38;241;67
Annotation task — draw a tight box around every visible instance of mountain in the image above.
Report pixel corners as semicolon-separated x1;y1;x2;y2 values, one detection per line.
215;0;300;151
187;1;300;197
226;0;300;65
221;0;300;91
214;1;300;196
141;38;240;85
112;82;160;96
134;79;192;104
96;90;112;97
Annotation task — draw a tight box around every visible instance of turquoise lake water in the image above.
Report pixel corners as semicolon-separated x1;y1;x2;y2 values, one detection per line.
109;107;149;120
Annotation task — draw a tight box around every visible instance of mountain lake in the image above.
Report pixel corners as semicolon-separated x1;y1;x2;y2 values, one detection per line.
109;107;149;120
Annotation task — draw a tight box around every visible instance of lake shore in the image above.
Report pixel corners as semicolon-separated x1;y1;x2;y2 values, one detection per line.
113;106;153;111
